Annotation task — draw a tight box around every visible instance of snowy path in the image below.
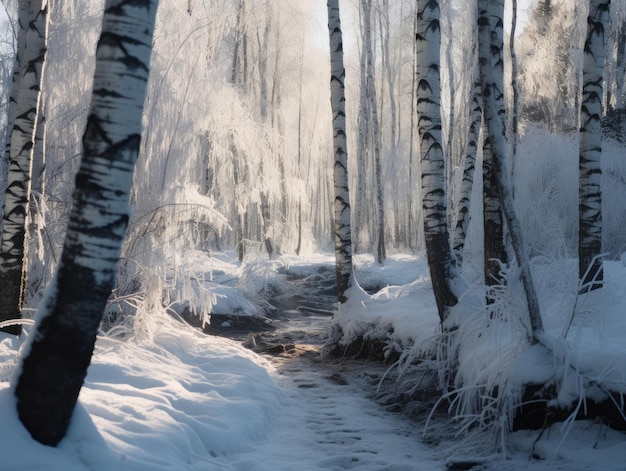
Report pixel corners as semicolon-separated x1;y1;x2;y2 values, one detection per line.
230;347;443;471
228;263;444;470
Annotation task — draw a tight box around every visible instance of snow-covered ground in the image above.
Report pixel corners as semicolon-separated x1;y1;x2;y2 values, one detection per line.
0;251;625;470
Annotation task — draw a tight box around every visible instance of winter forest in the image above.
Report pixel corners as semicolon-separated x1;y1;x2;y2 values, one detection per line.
1;0;626;469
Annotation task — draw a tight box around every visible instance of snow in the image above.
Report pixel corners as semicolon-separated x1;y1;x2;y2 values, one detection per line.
0;251;625;470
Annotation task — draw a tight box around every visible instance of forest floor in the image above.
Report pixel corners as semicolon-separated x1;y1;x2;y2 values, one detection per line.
219;258;626;471
213;261;442;469
2;252;626;470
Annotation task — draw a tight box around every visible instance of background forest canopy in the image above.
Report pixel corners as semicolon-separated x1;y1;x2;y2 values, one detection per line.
0;0;625;322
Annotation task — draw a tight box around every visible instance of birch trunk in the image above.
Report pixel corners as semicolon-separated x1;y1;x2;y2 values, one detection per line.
453;59;481;266
509;0;520;158
477;0;544;337
327;0;354;303
482;117;507;286
416;0;456;324
480;0;508;287
0;0;47;335
14;0;158;446
579;0;610;290
362;0;385;263
3;0;29;157
408;0;418;250
355;19;369;253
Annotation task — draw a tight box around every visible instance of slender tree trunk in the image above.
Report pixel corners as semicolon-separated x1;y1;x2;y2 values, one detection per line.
453;57;481;266
227;134;244;261
3;0;29;159
260;191;272;258
416;0;457;324
0;0;47;335
327;0;354;303
482;118;507;286
481;1;508;288
258;4;270;122
477;0;544;338
382;0;397;151
356;28;369;253
295;46;304;256
445;3;455;168
14;0;158;446
509;0;520;159
362;0;385;264
231;0;245;85
408;0;418;251
579;0;610;290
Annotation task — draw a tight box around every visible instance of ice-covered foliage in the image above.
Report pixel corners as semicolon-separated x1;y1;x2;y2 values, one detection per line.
516;0;584;132
378;254;626;458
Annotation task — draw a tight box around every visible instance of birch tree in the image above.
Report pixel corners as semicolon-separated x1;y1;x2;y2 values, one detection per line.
477;0;544;338
579;0;610;290
483;120;507;287
364;0;385;264
0;0;47;335
416;0;456;324
3;0;29;157
452;58;481;266
478;0;507;288
14;0;158;446
327;0;354;303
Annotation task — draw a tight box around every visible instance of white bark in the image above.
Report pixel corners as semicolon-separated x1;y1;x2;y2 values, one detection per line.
477;0;544;337
453;58;481;266
327;0;354;303
579;0;610;288
416;0;456;323
0;0;47;335
15;0;158;446
361;0;385;264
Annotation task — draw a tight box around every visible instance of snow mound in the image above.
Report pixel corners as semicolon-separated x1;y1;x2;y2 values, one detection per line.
0;314;280;470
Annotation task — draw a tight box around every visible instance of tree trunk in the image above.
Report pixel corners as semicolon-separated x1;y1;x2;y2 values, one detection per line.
229;134;245;262
453;58;481;266
408;0;418;251
0;0;47;335
445;4;455;170
14;0;158;446
579;0;610;290
477;0;544;338
416;0;457;324
381;0;397;151
482;118;507;286
327;0;354;303
509;0;521;159
260;191;273;258
355;25;369;254
231;0;245;86
3;0;29;158
362;0;385;264
480;2;508;287
295;49;303;256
